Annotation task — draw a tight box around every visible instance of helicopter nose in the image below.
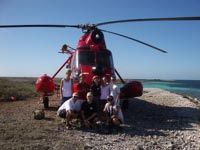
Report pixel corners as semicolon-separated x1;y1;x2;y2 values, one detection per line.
35;74;55;96
92;65;103;75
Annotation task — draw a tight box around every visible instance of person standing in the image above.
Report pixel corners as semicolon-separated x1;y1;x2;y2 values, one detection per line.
90;75;101;110
74;73;90;102
110;76;120;105
59;68;73;106
100;76;110;111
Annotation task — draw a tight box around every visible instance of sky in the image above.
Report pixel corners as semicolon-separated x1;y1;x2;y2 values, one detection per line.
0;0;200;80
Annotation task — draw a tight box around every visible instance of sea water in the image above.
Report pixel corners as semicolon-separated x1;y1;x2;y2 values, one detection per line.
142;80;200;100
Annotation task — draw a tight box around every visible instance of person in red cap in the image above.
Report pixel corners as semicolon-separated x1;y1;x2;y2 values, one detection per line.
57;92;81;129
75;73;90;102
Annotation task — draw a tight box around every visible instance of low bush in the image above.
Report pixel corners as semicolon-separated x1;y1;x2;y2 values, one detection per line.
0;77;38;101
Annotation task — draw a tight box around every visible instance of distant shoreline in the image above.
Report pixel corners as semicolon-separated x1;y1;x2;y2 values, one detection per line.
143;88;200;109
1;77;199;102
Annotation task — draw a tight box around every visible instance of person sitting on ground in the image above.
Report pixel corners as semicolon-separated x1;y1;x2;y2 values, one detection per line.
81;92;98;128
103;95;124;127
57;92;81;129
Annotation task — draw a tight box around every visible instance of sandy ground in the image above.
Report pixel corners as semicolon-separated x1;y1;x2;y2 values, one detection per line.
0;95;84;150
0;88;200;150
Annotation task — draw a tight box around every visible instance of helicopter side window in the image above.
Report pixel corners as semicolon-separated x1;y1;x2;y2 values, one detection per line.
97;52;112;67
78;51;95;66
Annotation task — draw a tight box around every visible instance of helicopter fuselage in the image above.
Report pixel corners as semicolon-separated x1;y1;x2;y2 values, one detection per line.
36;28;143;99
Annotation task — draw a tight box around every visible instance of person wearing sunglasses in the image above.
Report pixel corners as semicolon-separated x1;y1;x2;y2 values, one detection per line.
57;92;81;129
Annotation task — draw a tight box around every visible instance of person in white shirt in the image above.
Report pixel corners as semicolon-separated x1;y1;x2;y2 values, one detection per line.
110;76;120;105
59;68;73;106
100;76;110;111
57;92;81;128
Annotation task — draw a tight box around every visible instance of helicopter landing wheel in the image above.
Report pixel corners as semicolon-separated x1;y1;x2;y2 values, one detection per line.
43;97;49;109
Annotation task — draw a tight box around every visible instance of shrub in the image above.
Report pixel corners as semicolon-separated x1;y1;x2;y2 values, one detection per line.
0;77;38;101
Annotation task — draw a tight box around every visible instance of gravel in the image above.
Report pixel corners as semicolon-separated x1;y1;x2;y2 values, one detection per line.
1;88;200;150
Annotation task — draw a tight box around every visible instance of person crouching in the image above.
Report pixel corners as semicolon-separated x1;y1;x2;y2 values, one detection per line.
57;92;81;129
103;95;124;127
81;92;98;128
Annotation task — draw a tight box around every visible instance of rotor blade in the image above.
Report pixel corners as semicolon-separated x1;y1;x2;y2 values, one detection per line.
100;29;167;53
0;24;80;28
96;16;200;26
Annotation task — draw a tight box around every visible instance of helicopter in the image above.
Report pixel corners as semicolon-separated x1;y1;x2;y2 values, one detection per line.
1;16;200;108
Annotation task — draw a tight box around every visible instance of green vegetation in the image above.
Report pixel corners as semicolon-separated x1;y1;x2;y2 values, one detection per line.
0;77;38;101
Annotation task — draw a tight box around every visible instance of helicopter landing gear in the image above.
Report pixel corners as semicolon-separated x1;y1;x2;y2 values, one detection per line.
43;96;49;109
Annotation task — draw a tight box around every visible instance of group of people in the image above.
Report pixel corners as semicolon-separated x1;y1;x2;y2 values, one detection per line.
57;68;124;129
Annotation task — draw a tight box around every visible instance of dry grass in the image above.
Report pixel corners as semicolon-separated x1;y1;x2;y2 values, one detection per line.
0;77;41;101
0;77;61;101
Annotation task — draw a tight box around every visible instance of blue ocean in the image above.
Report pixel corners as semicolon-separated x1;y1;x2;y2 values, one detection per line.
141;80;200;100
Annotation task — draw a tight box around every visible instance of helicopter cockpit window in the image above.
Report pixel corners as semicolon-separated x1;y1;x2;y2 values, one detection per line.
97;52;113;67
78;51;95;66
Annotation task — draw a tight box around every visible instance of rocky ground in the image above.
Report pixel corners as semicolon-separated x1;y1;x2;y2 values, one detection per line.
1;88;200;150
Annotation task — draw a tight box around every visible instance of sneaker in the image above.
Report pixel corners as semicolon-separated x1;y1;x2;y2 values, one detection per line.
61;119;66;123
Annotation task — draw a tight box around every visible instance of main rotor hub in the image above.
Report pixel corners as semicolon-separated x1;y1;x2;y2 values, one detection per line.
77;28;106;49
79;24;96;30
91;28;104;44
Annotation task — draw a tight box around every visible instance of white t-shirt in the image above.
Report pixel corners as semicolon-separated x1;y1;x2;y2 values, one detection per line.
110;83;120;99
62;78;72;97
57;98;81;115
